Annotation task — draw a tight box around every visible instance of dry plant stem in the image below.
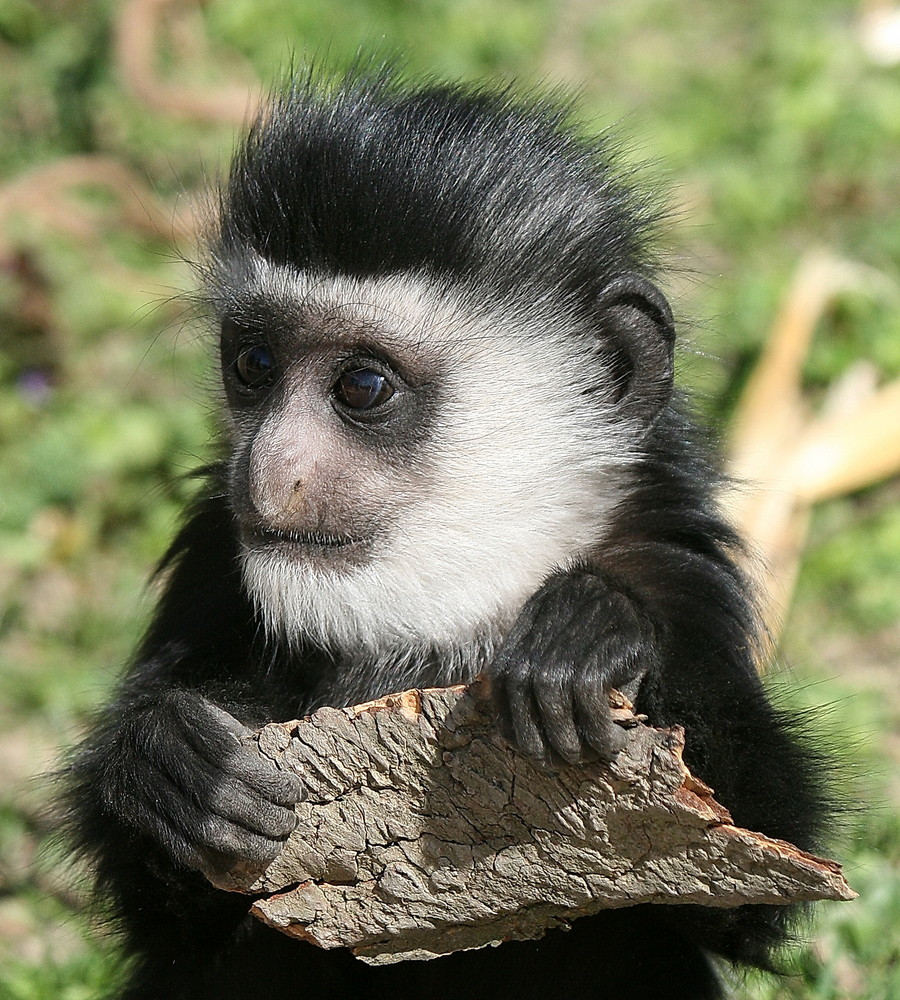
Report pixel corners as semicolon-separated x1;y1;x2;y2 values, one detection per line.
115;0;259;124
0;155;198;251
789;377;900;502
726;250;900;632
211;682;854;966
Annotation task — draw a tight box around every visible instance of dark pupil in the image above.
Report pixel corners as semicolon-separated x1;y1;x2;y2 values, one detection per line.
337;369;393;410
235;345;275;387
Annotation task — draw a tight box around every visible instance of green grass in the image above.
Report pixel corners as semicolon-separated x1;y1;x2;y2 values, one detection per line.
1;1;898;996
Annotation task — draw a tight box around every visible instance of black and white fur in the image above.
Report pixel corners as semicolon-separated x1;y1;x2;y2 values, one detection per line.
65;70;831;1000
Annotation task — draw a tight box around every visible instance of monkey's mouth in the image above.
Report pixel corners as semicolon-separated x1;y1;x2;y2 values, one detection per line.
244;526;369;556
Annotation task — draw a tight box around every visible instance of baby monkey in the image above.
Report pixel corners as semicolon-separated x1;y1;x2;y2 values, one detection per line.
65;69;830;1000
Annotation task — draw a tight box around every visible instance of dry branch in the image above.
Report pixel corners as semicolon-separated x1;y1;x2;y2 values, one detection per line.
212;681;854;966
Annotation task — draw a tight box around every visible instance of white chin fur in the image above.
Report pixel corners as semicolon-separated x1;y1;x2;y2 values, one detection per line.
241;541;510;654
236;268;639;658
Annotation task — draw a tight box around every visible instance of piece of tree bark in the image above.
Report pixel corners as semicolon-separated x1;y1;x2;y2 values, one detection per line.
211;680;854;965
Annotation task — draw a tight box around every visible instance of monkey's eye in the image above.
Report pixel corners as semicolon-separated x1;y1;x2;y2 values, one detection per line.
234;345;276;389
334;368;395;411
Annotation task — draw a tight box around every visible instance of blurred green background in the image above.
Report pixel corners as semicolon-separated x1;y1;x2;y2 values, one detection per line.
1;1;899;997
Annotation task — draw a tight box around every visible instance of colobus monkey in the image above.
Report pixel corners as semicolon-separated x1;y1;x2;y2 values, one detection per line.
65;70;831;1000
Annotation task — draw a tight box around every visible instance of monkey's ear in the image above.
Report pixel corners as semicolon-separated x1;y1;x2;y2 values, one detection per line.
595;274;675;430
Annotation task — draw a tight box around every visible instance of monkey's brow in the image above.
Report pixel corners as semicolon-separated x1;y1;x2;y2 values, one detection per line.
217;293;296;331
218;297;429;372
220;286;419;344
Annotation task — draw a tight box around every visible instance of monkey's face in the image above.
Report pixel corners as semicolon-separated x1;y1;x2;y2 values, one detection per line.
215;261;637;656
221;311;435;575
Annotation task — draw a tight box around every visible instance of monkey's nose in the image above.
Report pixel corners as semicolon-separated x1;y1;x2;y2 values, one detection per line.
254;492;306;527
248;462;308;527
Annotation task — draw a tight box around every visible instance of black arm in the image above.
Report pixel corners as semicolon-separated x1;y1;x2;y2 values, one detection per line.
489;406;829;853
64;490;304;902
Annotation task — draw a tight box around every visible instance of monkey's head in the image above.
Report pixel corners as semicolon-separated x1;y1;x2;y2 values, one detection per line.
204;72;675;658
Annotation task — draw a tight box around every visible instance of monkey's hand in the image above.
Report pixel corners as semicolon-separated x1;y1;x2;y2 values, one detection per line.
109;690;304;877
489;567;656;765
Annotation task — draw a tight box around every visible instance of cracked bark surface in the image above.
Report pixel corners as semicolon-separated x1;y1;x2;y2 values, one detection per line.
211;680;854;965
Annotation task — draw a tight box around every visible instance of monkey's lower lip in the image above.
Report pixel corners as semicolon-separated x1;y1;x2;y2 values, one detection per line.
245;527;367;552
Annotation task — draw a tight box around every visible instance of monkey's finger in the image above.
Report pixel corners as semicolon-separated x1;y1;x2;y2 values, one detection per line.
497;666;548;760
202;699;255;740
140;783;284;870
195;810;289;865
573;674;626;762
229;750;307;806
208;781;299;841
531;667;584;764
186;698;306;804
147;721;306;813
